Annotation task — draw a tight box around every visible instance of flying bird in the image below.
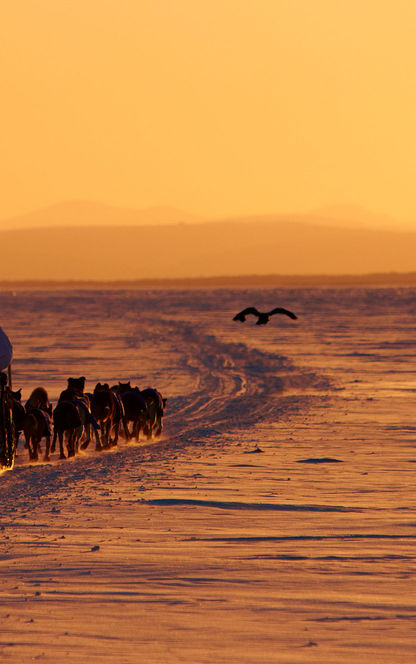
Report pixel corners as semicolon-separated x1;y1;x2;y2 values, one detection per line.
233;307;297;325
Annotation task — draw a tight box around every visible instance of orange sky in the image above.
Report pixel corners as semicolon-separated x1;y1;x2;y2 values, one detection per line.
2;1;416;223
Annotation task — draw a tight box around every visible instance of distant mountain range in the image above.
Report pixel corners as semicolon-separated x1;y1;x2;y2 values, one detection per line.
1;211;416;280
0;200;412;231
0;201;204;230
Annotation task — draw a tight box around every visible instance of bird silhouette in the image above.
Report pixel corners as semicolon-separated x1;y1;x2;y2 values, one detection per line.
233;306;297;325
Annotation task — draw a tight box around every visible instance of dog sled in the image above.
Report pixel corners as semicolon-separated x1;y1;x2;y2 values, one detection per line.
0;327;15;469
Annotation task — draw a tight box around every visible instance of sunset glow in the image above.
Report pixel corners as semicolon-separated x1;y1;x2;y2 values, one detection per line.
2;1;416;223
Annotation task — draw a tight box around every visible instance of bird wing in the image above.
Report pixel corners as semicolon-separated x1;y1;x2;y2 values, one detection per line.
268;307;297;320
233;307;260;321
238;307;260;317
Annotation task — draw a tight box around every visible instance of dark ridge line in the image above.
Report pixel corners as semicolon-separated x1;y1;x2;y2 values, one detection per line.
314;616;387;623
315;615;416;622
144;498;359;513
181;534;416;542
246;554;414;561
296;457;343;464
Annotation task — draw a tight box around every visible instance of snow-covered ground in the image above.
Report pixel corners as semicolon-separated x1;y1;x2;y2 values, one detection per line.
1;287;415;662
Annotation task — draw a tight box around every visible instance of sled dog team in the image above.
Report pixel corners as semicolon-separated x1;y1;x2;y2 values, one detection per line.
9;376;166;462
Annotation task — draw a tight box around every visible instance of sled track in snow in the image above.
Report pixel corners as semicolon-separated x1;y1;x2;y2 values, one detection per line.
0;315;330;510
154;319;330;443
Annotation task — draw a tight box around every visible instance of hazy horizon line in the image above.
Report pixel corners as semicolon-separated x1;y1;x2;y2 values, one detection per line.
2;272;416;290
0;198;413;229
